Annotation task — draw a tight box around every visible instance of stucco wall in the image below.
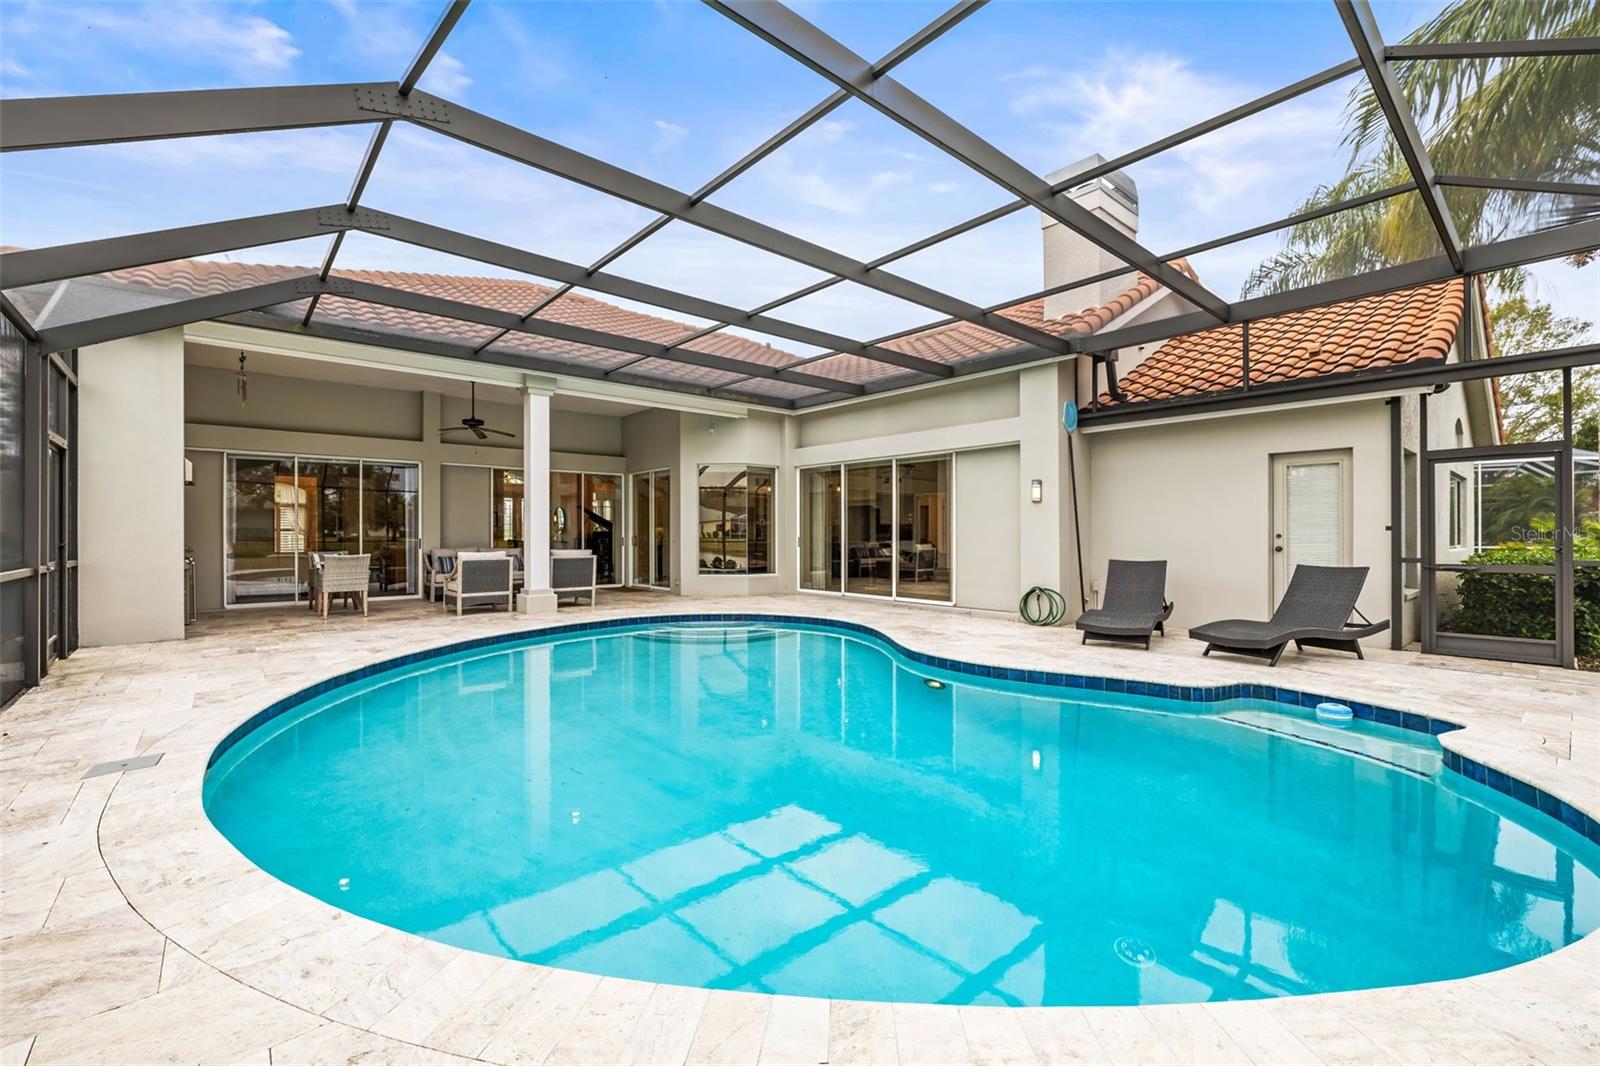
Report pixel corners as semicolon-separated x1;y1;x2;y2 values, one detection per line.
953;446;1022;612
1085;399;1394;633
80;329;187;645
183;450;224;613
186;364;423;440
439;465;492;550
182;364;627;609
789;368;1055;614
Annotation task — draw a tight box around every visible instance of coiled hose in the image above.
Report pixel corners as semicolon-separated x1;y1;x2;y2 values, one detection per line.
1019;585;1066;626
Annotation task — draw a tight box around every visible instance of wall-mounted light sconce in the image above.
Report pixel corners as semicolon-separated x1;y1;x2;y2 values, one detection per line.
1030;479;1043;504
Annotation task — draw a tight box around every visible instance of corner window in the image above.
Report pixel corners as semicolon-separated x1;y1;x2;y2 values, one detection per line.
697;465;774;574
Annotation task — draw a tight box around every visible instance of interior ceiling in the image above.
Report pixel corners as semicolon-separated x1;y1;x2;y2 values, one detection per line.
184;342;653;417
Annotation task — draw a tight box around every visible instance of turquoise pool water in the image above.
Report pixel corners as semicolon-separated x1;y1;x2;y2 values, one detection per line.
203;621;1600;1007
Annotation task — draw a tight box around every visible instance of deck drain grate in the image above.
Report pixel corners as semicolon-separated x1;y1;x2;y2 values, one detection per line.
82;753;163;779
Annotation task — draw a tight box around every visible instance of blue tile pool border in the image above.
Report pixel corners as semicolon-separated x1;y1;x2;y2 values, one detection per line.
205;612;1600;847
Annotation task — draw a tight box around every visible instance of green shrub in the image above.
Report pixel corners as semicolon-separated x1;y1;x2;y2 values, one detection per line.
1449;522;1600;656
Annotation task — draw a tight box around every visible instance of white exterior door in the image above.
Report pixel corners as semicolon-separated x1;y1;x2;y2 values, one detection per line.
1271;450;1351;603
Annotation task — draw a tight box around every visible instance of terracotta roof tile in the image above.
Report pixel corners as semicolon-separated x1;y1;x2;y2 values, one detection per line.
1100;279;1467;406
88;252;1195;396
786;266;1186;388
103;257;801;372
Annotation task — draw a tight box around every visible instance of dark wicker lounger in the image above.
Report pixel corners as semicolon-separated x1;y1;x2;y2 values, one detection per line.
1076;559;1174;650
1188;564;1389;667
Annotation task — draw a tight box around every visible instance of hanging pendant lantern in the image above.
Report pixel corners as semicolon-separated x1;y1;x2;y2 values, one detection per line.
236;352;248;406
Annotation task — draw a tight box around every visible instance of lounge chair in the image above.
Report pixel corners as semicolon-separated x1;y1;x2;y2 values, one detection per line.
1075;559;1173;649
1188;564;1390;667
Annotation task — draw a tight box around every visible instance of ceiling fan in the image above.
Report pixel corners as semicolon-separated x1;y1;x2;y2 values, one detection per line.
439;382;514;441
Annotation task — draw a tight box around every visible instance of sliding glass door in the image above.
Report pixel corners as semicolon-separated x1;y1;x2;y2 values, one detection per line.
845;462;895;597
580;474;622;585
799;466;841;592
630;470;671;589
362;463;419;596
225;455;297;605
490;468;622;585
896;457;952;602
224;454;420;606
802;455;951;604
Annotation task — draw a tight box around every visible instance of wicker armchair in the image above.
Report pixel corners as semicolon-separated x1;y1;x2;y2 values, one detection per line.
317;554;371;618
443;552;515;615
551;549;597;606
423;548;460;602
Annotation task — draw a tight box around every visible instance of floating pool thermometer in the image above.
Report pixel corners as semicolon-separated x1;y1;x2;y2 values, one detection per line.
1315;702;1354;726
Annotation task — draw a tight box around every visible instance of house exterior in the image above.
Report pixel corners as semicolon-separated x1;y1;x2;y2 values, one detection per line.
2;160;1501;690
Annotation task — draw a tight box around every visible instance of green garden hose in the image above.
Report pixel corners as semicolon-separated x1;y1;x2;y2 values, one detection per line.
1019;585;1067;626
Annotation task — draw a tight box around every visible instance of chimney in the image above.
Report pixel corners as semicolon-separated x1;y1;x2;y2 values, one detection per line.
1041;154;1139;321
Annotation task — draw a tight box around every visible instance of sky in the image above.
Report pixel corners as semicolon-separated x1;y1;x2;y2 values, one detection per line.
0;0;1592;345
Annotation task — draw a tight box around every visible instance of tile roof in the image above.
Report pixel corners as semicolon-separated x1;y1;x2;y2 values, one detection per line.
103;258;801;374
1098;279;1468;406
785;266;1183;388
77;253;1183;396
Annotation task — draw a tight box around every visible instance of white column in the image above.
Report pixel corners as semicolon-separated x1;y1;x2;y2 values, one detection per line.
518;379;558;614
79;328;187;645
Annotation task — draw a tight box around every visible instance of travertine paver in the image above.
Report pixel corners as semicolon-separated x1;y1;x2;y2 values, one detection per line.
2;593;1597;1065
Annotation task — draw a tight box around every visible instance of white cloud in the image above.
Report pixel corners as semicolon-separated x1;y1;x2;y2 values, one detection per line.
1;2;299;82
810;119;854;145
420;52;472;97
652;120;690;155
768;161;911;216
127;7;299;73
1004;49;1347;277
104;128;367;178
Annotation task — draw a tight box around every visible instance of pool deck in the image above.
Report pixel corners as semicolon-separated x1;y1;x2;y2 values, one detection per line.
3;593;1597;1065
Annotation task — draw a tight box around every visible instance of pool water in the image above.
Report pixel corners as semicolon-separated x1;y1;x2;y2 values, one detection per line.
204;622;1600;1007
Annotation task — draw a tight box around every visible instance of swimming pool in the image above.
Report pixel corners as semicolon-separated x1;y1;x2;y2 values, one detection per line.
203;618;1600;1007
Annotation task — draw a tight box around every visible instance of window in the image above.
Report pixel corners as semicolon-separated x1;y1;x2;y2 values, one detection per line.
1449;472;1467;549
802;455;952;603
491;470;523;549
697;465;774;574
225;455;419;605
491;468;623;585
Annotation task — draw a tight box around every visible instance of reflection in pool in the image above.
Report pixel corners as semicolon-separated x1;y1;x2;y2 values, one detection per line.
204;622;1600;1006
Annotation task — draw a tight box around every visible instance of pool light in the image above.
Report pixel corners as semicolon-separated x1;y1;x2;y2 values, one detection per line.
924;678;946;690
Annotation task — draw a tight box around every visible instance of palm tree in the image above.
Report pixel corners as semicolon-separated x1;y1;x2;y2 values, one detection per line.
1243;0;1599;296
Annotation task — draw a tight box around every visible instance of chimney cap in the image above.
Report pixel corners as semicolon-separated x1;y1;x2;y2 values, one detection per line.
1047;153;1138;213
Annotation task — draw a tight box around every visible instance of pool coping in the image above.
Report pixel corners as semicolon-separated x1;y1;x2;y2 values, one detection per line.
205;612;1600;848
51;599;1600;1063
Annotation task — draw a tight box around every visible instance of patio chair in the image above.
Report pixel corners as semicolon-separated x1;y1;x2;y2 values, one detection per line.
423;548;460;603
1075;559;1173;649
443;552;514;615
1188;564;1390;667
317;554;370;619
551;549;598;607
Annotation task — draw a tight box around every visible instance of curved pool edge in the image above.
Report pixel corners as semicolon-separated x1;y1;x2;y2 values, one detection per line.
203;611;1600;849
73;602;1600;1063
